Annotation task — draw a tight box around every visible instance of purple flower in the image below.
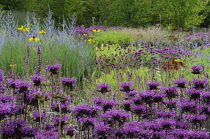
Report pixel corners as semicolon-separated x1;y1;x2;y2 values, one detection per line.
0;95;15;103
191;65;202;74
78;117;97;131
94;122;110;138
187;89;202;100
192;79;208;89
102;110;131;125
179;99;197;113
163;99;178;109
131;104;147;116
184;114;207;124
0;70;5;82
120;82;134;93
97;83;111;94
162;86;178;99
51;102;71;113
101;100;117;112
61;77;76;90
36;130;59;139
201;91;210;104
65;126;76;137
72;104;102;118
0;85;6;94
30;74;45;86
121;101;133;112
174;79;188;88
147;81;161;90
188;130;209;139
125;90;138;98
93;97;105;106
46;64;62;74
32;110;48;122
52;115;69;129
123;122;142;138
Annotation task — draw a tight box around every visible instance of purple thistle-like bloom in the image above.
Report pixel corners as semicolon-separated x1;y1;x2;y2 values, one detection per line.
51;102;71;113
32;110;48;122
61;77;76;90
191;65;203;74
163;99;178;109
46;64;62;74
174;79;188;88
162;86;178;99
131;104;147;116
188;130;209;139
179;99;197;113
102;110;131;125
123;122;142;138
0;119;38;139
121;100;133;112
187;89;202;100
184;114;207;124
36;130;59;139
52;115;69;129
94;122;110;139
65;126;76;137
15;80;32;93
201;91;210;104
157;110;176;119
7;79;20;88
97;83;111;94
157;118;176;129
0;95;15;103
126;90;138;98
72;104;102;118
192;79;208;89
120;82;134;93
78;117;97;131
30;74;45;86
102;100;118;112
93;97;105;106
147;81;161;90
0;85;6;93
0;70;5;82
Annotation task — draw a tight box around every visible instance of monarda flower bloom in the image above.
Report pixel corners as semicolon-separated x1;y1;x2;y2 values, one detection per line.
93;97;105;106
32;110;48;122
30;74;45;86
36;130;59;139
163;99;178;109
162;86;178;99
0;95;15;103
186;89;202;100
46;64;62;74
192;79;208;89
72;104;102;119
61;77;76;90
15;81;32;93
174;79;188;88
184;114;207;124
121;101;133;112
97;83;111;94
179;99;197;113
201;91;210;104
65;126;76;137
0;70;5;82
101;100;117;112
52;115;69;129
187;130;209;139
191;65;202;74
51;102;71;113
78;117;96;131
0;85;6;94
147;81;161;90
94;122;110;139
102;110;131;126
120;82;134;93
123;122;142;138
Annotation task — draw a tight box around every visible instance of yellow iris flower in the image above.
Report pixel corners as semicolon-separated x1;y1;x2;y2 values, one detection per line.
17;25;29;32
92;29;101;32
29;37;40;42
39;30;46;34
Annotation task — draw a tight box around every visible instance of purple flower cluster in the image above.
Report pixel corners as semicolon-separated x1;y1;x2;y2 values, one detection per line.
30;74;45;86
46;64;62;74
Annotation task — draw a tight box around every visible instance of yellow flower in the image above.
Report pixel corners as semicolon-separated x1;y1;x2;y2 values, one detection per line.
29;37;40;42
92;29;101;32
88;38;96;43
17;25;29;32
83;34;88;36
39;30;46;34
10;64;17;68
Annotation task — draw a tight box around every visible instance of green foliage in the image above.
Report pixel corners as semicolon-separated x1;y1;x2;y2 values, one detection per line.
1;0;209;29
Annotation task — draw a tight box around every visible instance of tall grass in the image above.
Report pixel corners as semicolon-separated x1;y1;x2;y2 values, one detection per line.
0;9;95;83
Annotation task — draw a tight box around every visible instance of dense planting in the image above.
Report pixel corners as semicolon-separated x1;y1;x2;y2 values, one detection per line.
1;11;210;139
